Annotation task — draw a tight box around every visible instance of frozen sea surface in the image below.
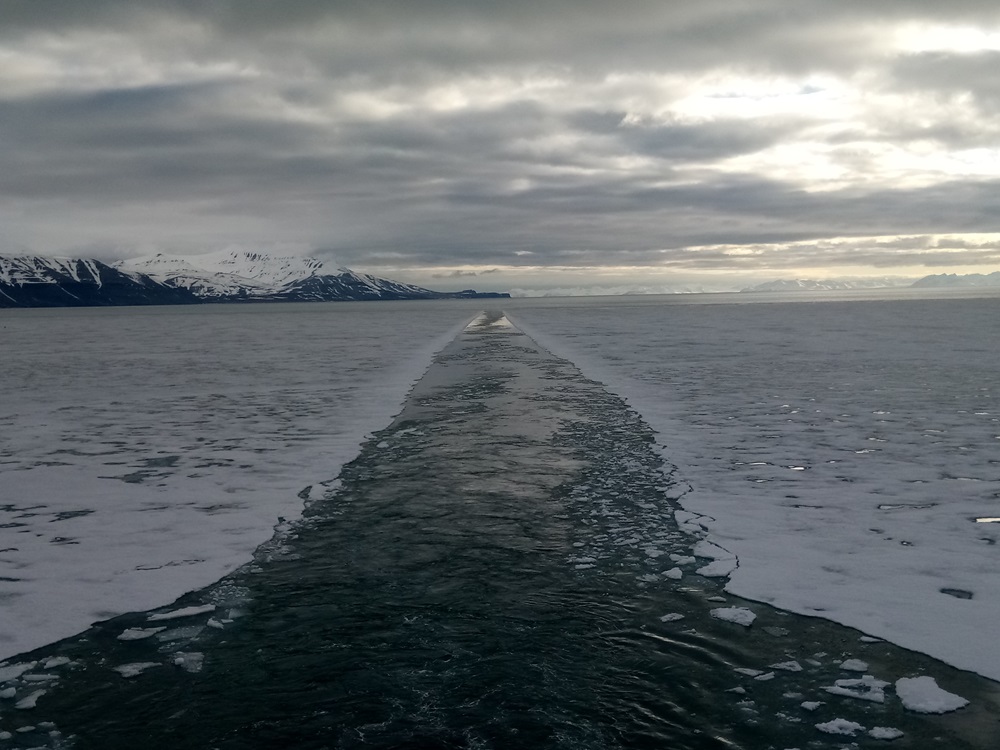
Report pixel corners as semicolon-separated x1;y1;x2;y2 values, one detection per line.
0;302;476;659
6;310;996;749
509;295;1000;682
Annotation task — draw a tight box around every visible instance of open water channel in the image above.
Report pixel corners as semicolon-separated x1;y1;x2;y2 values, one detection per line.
1;312;998;748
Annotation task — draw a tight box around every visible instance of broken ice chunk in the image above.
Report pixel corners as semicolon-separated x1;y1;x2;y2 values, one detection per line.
822;675;889;703
895;676;969;714
147;604;215;622
113;662;161;678
711;607;756;627
839;658;868;672
815;718;865;736
769;660;803;672
869;726;904;740
117;626;167;641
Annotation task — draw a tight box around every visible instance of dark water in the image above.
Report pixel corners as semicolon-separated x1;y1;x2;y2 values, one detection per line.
2;313;998;748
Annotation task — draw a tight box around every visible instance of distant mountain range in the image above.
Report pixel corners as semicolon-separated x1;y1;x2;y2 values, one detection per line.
0;251;508;308
741;272;1000;293
910;271;1000;288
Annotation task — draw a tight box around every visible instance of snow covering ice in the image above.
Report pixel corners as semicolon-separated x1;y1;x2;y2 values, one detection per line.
710;607;756;627
894;675;969;713
508;296;1000;682
0;302;477;659
839;658;869;672
815;717;865;736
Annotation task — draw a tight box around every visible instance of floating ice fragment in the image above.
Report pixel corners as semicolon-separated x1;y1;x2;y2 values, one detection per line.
823;675;889;703
711;607;756;627
869;726;904;740
770;660;803;672
113;662;160;678
895;676;969;713
15;689;45;709
148;604;215;622
0;662;36;682
663;567;683;580
117;626;167;641
659;613;684;622
669;554;696;565
206;618;225;629
0;687;15;699
754;672;776;681
815;718;865;736
859;636;882;643
697;559;737;577
726;686;746;694
42;657;70;669
800;701;823;711
173;652;204;673
839;658;868;672
0;731;10;740
734;667;765;677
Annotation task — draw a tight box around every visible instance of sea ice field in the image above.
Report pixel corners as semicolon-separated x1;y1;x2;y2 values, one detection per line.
1;292;999;743
509;293;1000;682
3;306;997;749
0;302;476;658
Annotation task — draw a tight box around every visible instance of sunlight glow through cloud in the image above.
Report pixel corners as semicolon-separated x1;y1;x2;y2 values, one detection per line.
895;23;1000;53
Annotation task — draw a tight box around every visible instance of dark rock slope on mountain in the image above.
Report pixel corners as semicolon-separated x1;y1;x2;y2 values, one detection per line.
0;252;508;308
0;256;199;308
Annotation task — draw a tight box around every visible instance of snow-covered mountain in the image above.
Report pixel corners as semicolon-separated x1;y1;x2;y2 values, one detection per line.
911;271;1000;288
0;254;198;307
116;250;328;298
740;277;912;293
0;250;508;308
117;250;507;302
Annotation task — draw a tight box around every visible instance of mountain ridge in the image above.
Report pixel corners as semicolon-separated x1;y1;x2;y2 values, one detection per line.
0;251;509;308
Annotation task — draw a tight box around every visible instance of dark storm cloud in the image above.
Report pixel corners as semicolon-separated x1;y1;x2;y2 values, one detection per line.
3;0;1000;274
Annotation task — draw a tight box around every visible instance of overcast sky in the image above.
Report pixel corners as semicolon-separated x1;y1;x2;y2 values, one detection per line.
3;1;1000;290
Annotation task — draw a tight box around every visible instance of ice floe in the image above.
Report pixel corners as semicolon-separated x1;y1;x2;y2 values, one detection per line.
815;717;865;736
869;726;904;740
839;658;868;672
117;627;167;641
822;674;889;703
148;604;216;622
113;662;161;679
894;676;969;713
710;607;756;627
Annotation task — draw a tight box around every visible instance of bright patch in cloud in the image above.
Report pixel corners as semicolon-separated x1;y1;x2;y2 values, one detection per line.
895;24;1000;53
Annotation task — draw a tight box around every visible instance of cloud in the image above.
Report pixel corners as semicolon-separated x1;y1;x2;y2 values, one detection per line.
2;1;1000;277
